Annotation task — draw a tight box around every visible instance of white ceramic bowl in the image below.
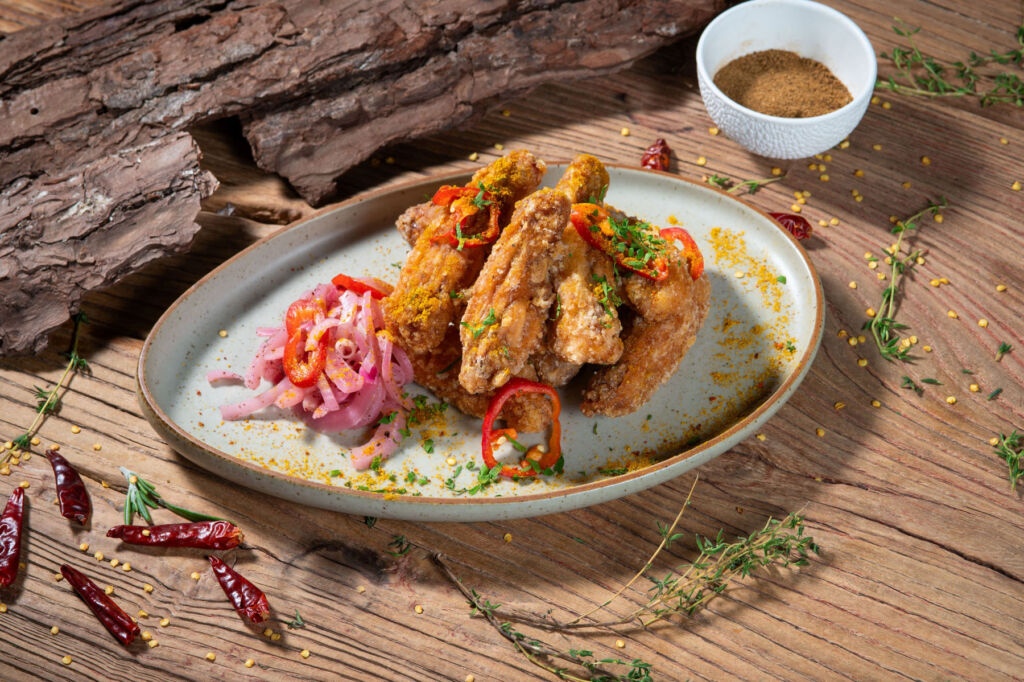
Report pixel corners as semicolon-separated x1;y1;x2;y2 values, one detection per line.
696;0;876;159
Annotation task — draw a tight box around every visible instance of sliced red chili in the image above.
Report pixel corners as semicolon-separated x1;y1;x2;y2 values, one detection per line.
769;212;813;241
331;273;392;299
107;521;243;550
641;138;672;171
284;299;323;337
46;449;90;525
429;183;501;248
481;379;562;479
282;299;327;388
0;487;24;587
659;227;705;281
570;203;669;281
61;564;141;646
209;555;270;624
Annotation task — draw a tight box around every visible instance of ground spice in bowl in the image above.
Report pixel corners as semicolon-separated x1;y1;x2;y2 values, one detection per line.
713;49;852;118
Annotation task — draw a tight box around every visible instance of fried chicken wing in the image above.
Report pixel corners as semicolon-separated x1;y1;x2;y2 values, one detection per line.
409;327;552;432
396;201;444;247
458;189;570;394
581;257;711;417
384;151;546;353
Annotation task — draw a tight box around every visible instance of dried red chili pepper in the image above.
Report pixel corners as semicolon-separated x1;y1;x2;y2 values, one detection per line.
641;138;672;171
0;488;25;588
769;212;813;241
46;449;90;525
208;555;270;624
107;520;243;550
60;564;141;646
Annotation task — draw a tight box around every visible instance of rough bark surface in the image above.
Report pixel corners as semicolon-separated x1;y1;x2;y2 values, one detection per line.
0;0;721;356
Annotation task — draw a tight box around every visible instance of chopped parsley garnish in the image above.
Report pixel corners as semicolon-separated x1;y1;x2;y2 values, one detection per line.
423;439;435;454
461;307;498;339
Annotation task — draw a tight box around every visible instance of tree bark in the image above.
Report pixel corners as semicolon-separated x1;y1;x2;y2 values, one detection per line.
0;0;723;355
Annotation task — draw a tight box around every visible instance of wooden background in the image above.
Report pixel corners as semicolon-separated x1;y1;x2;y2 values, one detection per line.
1;0;1022;679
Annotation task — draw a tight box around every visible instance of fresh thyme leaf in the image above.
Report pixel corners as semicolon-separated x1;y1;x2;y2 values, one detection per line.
961;369;975;374
286;610;306;629
992;431;1023;490
777;275;787;284
364;516;378;528
901;376;923;395
369;456;383;472
598;467;628;476
378;411;398;425
423;439;434;454
921;378;942;385
591;274;622;319
996;342;1012;361
387;535;412;557
121;468;229;525
987;388;1003;401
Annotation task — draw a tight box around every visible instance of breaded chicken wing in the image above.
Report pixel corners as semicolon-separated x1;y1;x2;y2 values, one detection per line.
458;189;570;394
384;151;546;353
581;256;711;417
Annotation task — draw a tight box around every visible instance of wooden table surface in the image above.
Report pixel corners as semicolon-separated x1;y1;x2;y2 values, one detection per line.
2;1;1022;680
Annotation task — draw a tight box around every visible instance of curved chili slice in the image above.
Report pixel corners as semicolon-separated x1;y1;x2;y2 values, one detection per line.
331;273;392;299
283;331;327;388
429;183;501;248
61;564;141;646
481;379;562;479
659;227;705;281
284;299;322;337
570;203;669;281
46;449;91;525
209;555;270;624
0;487;24;587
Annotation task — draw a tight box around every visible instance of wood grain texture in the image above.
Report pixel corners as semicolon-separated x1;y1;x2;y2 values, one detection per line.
1;0;1023;680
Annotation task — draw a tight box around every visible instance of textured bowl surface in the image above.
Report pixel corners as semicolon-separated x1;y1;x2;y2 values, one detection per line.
137;164;823;521
696;0;876;159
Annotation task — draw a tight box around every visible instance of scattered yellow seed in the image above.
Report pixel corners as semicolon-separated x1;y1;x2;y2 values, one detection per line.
901;181;912;189
848;338;857;346
829;217;839;226
501;109;511;117
159;618;170;627
857;358;868;367
144;584;154;593
978;319;989;328
946;396;957;405
142;529;151;537
468;152;478;161
996;284;1007;292
245;659;255;668
915;256;925;266
923;345;933;352
148;640;159;648
920;156;931;166
18;481;28;489
868;261;878;270
1000;137;1008;144
503;533;512;543
871;95;880;104
445;457;456;466
818;219;827;227
218;329;228;338
871;400;881;408
823;153;832;162
756;433;766;441
62;656;72;665
191;571;201;581
839;139;850;149
808;162;818;171
696;156;707;166
815;428;825;437
301;649;311;659
969;384;980;393
1012;180;1021;191
990;437;1000;446
802;190;811;197
50;444;59;451
866;308;876;318
30;436;40;446
414;605;424;614
734;271;745;278
771;167;782;176
206;652;216;661
356;585;366;594
910;335;918;344
930;279;940;287
877;272;886;280
384;156;395;165
620;127;630;137
110;559;119;568
92;443;101;451
819;174;830;182
54;572;64;582
94;552;104;561
100;480;109;488
263;627;273;637
0;467;9;477
104;586;114;595
271;632;281;642
79;542;89;552
494;143;504;151
848;281;857;289
858;334;866;343
616;639;626;648
837;330;848;338
141;631;152;642
884;256;892;265
939;277;949;284
0;604;6;613
797;197;806;205
790;204;801;213
853;169;864;178
707;126;720;136
833;401;846;410
872;144;882;151
50;625;59;635
138;610;149;618
947;310;958;319
854;195;864;202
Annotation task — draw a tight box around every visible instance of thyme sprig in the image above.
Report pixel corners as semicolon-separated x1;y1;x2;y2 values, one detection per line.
864;197;947;361
877;19;1024;106
6;313;90;461
432;475;820;680
705;173;786;195
121;467;230;525
992;431;1023;491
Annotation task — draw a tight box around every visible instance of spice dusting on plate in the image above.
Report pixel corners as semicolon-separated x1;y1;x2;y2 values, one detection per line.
714;49;852;117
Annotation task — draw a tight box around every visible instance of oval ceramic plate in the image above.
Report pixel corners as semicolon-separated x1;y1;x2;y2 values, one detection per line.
138;163;823;521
